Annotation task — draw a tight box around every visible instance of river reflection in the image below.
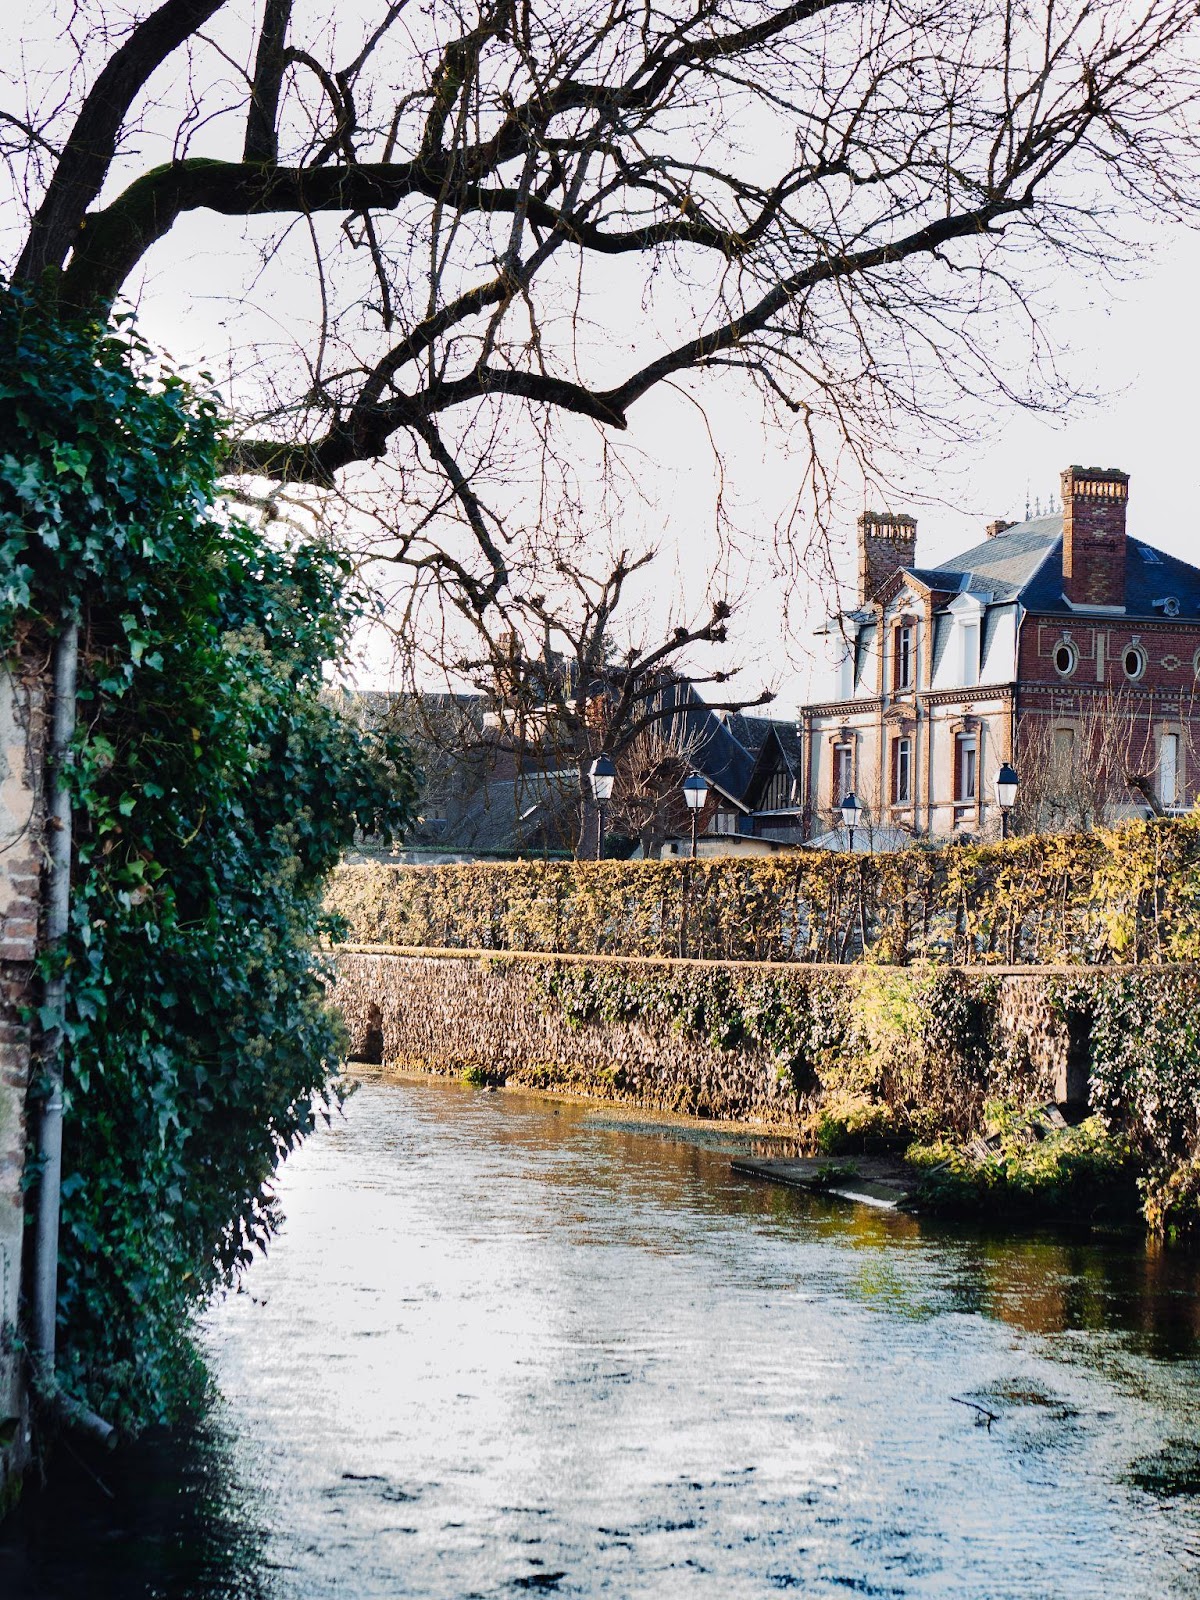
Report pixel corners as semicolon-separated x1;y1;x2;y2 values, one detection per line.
3;1076;1200;1598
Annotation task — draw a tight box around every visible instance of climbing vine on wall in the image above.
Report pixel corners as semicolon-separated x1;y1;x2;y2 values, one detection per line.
533;959;991;1139
0;286;419;1427
332;817;1200;967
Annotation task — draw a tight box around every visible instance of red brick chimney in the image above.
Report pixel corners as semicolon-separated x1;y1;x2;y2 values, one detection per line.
1060;465;1129;609
857;510;917;603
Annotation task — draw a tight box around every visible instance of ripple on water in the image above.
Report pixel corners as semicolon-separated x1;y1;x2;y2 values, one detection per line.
2;1078;1200;1599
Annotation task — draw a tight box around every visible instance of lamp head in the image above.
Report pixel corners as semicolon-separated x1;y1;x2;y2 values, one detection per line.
839;792;864;831
682;772;708;811
994;763;1019;810
589;752;616;803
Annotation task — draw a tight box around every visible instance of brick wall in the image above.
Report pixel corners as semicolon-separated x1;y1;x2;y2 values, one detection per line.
1017;616;1200;807
0;645;46;1499
857;511;917;603
1061;466;1128;610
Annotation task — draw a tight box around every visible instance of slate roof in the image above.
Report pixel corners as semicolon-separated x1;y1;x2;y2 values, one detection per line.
721;711;804;773
915;514;1200;619
928;515;1061;602
649;682;757;805
417;766;579;855
929;611;952;679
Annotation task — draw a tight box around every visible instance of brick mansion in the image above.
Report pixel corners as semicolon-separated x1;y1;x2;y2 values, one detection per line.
798;465;1200;841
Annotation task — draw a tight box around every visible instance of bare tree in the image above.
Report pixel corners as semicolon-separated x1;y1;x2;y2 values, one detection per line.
6;0;1200;622
1014;688;1195;834
439;544;772;854
607;721;705;858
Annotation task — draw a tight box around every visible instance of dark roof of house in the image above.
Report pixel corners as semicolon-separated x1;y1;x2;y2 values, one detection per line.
928;515;1060;602
414;766;579;855
912;515;1200;620
648;682;757;805
720;712;803;772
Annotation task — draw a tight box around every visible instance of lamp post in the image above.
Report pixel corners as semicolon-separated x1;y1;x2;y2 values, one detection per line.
994;762;1019;840
839;791;864;853
588;752;616;860
682;772;708;859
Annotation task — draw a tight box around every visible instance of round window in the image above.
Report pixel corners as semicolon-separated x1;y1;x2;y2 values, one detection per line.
1123;644;1147;681
1053;641;1077;677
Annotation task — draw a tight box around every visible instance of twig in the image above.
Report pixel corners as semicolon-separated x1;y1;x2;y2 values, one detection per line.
950;1395;998;1429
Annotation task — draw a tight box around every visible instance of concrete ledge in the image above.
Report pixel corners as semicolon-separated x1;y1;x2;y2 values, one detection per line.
331;942;1200;978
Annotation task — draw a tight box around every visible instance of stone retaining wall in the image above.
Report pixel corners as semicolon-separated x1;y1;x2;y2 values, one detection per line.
329;946;1114;1129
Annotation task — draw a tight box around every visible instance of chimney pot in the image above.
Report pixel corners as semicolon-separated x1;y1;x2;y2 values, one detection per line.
986;519;1013;539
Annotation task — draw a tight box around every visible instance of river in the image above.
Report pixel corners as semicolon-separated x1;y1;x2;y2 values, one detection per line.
3;1075;1200;1598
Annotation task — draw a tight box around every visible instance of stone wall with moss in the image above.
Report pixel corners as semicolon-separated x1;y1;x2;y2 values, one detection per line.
331;948;1200;1234
331;947;1097;1131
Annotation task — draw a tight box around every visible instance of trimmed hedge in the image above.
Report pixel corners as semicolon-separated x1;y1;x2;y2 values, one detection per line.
330;817;1200;965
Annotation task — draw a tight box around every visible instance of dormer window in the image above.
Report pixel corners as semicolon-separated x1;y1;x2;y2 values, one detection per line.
959;618;980;686
893;622;914;691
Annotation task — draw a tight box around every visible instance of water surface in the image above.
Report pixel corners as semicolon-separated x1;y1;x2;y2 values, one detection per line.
4;1077;1200;1598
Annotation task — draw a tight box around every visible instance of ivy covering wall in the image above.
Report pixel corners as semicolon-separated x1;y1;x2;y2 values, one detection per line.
1;288;419;1429
333;950;1200;1238
331;818;1200;965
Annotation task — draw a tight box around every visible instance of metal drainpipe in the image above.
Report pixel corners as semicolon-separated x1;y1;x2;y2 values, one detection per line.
31;619;115;1448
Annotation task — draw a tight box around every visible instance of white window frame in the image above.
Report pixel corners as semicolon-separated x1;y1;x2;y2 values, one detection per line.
894;622;915;691
955;733;978;804
833;742;853;801
1122;641;1147;682
892;736;913;805
1160;732;1180;807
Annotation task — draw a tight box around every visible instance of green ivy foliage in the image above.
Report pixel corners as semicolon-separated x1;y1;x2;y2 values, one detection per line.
332;815;1200;966
0;287;419;1427
1083;973;1200;1238
533;959;989;1144
908;1104;1140;1222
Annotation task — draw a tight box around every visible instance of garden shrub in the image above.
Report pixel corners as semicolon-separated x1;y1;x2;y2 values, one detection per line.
331;815;1200;966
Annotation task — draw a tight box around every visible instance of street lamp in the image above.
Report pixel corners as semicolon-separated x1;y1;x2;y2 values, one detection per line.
994;762;1019;839
840;791;864;853
682;772;708;859
589;752;616;860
